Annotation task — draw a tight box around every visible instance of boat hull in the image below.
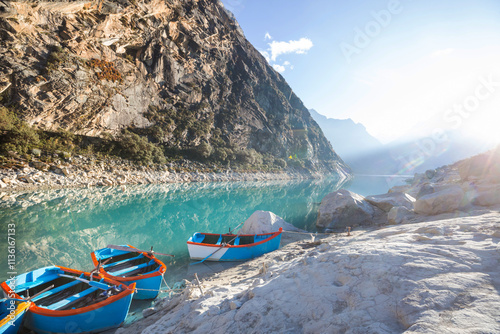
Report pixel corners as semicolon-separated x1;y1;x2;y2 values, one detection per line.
1;266;135;334
187;230;282;262
91;245;166;300
0;300;30;334
24;291;133;334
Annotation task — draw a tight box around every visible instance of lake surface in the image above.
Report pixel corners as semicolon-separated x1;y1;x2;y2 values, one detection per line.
0;174;406;285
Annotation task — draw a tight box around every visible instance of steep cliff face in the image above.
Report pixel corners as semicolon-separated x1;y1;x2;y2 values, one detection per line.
0;0;349;174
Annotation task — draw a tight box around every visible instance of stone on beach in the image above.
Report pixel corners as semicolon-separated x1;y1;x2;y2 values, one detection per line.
365;192;415;212
387;206;414;225
115;210;500;334
240;211;302;234
414;185;466;215
316;189;382;230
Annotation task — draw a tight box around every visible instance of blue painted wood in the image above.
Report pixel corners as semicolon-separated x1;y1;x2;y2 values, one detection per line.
92;246;166;300
31;280;80;302
109;260;154;277
102;254;144;269
46;287;98;310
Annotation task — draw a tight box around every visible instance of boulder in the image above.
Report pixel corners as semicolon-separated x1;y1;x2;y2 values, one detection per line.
316;189;380;230
414;185;465;215
469;183;500;207
425;169;436;179
457;147;500;182
387;206;413;225
240;211;301;234
365;192;415;212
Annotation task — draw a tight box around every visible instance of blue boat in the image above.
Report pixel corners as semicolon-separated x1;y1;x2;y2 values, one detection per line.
1;266;135;334
91;245;167;300
187;228;283;262
0;299;30;334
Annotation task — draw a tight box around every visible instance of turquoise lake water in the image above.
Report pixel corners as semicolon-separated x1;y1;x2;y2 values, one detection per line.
0;174;406;286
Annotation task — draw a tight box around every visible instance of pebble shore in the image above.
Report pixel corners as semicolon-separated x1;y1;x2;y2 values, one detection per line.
0;155;343;192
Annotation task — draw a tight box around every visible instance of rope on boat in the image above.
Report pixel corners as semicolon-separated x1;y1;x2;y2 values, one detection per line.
128;274;186;295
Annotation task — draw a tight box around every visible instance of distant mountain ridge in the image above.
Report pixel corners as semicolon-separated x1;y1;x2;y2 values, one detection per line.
309;109;398;174
310;108;498;176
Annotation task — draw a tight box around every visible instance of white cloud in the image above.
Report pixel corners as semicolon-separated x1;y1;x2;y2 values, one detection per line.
273;64;286;73
260;50;271;62
269;37;313;61
264;32;272;40
283;61;291;66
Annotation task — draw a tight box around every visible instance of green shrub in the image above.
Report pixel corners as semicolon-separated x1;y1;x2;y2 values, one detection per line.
118;130;166;164
235;148;263;165
213;147;228;161
0;107;16;131
194;142;213;159
45;45;68;73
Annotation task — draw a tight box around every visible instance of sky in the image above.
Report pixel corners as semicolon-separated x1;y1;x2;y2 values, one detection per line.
221;0;500;145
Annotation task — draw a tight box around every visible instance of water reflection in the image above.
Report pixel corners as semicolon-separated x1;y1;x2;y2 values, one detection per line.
0;177;348;283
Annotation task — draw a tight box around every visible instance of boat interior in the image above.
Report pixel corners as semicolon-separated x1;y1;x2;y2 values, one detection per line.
100;252;161;278
191;233;271;246
11;269;122;311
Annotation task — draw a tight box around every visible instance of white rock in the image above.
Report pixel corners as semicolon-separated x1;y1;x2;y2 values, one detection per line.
316;189;378;230
470;183;500;207
116;212;500;334
365;192;415;212
387;206;413;224
414;185;466;215
240;211;301;234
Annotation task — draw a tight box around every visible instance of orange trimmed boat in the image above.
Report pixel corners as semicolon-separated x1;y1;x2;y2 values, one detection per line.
1;266;134;334
91;245;166;300
187;228;283;263
0;299;30;334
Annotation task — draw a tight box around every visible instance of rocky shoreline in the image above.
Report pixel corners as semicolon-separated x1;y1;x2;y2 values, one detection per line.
107;148;500;333
0;155;351;192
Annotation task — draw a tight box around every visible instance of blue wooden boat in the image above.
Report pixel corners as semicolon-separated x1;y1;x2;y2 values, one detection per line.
91;245;167;300
0;299;30;334
1;266;135;334
187;228;283;262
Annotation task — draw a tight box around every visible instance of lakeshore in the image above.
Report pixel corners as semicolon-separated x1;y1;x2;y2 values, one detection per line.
0;155;351;192
108;151;500;333
111;206;500;334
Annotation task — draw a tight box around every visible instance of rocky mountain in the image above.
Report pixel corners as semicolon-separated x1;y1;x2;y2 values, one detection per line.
309;109;397;174
0;0;349;175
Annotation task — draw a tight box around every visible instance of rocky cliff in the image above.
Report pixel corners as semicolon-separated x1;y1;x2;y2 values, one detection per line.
0;0;349;174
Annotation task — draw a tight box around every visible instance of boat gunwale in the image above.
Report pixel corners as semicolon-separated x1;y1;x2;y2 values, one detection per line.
1;266;135;318
0;300;31;328
91;245;166;282
187;229;282;249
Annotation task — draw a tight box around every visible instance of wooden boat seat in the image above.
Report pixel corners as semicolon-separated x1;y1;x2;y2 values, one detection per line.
14;274;58;293
31;280;80;302
233;237;240;246
102;254;144;269
110;260;155;277
46;287;98;310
